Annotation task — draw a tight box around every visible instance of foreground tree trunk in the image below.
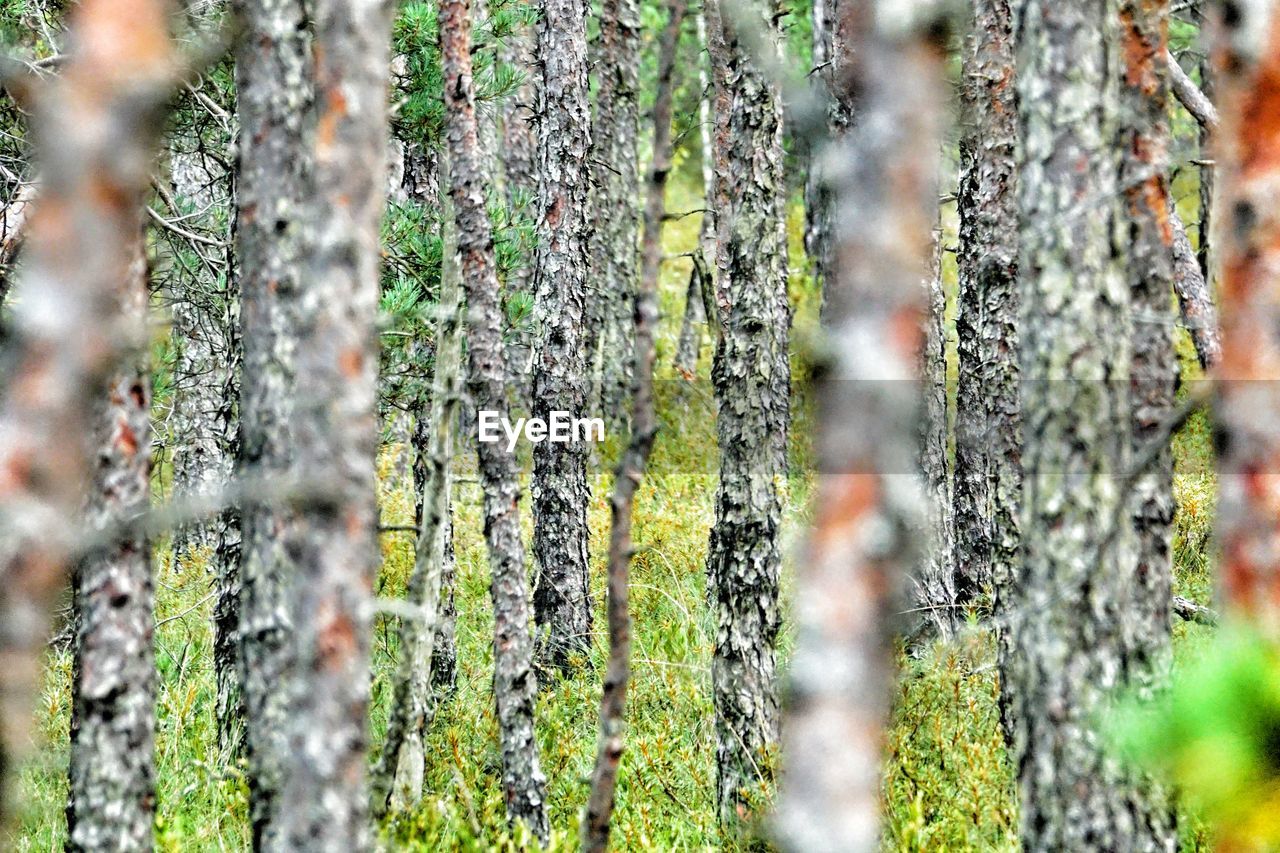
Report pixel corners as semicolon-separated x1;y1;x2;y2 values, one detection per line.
704;0;790;829
1006;1;1173;847
66;230;156;853
442;0;550;836
0;0;175;827
774;3;952;848
583;2;684;847
952;0;1020;623
231;0;312;839
1211;0;1280;631
274;0;392;844
530;0;594;673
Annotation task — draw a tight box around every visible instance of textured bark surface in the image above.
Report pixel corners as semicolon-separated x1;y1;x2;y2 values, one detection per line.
1170;208;1221;370
530;0;594;672
231;0;312;839
0;0;174;828
498;23;537;379
952;0;1020;618
801;0;832;291
412;390;458;695
273;0;391;843
442;0;549;835
372;151;463;818
583;2;684;847
590;0;642;429
1007;1;1173;848
775;3;951;848
1211;0;1280;632
66;231;155;853
703;0;790;829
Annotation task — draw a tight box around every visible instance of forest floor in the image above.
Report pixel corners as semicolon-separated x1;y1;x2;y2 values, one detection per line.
11;173;1220;851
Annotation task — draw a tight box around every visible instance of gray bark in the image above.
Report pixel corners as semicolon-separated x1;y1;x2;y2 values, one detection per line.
530;0;595;672
66;229;156;853
498;25;537;380
703;0;790;829
231;0;312;839
775;3;953;848
1007;1;1174;847
801;0;832;290
441;0;550;836
1170;209;1221;370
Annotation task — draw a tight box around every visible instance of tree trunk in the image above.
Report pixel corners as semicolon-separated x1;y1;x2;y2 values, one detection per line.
231;0;312;839
801;0;832;290
498;24;537;381
774;3;953;848
441;0;550;836
952;0;1020;622
590;0;642;432
583;1;684;846
0;0;175;828
1210;0;1280;632
1006;1;1173;847
273;0;391;843
530;0;594;673
703;0;790;829
66;226;156;853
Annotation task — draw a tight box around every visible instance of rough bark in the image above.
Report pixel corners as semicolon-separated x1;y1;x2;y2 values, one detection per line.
372;151;464;818
1168;49;1219;131
0;178;34;305
590;0;642;431
703;0;790;829
1210;0;1280;632
582;2;684;847
952;0;1020;621
498;24;537;379
231;0;312;839
774;3;952;848
1170;208;1221;370
0;0;175;828
273;0;391;843
441;0;549;835
412;389;458;695
801;0;832;289
66;227;155;853
1007;1;1173;847
530;0;594;673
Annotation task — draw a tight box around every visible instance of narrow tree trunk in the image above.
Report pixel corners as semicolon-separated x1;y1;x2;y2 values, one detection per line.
774;4;953;848
1210;0;1280;631
274;0;392;843
583;2;684;847
0;0;175;827
1197;50;1215;282
703;0;790;829
1006;1;1171;847
498;24;537;381
412;390;458;695
952;0;1020;621
531;0;594;673
590;0;642;431
231;0;312;839
1170;208;1221;370
372;150;464;818
801;0;832;289
66;228;155;853
441;0;550;836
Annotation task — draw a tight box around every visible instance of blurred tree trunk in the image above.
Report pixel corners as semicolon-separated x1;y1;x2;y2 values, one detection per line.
231;0;312;839
531;0;594;672
590;0;641;431
1211;0;1280;631
66;225;156;853
0;0;175;829
1006;1;1173;847
952;0;1020;628
775;3;952;848
441;0;550;835
703;0;790;829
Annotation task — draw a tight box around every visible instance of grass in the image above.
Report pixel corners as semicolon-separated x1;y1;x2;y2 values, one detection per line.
11;168;1225;851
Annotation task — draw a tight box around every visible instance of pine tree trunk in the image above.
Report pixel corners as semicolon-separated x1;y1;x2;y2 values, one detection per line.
0;0;175;827
530;0;594;672
1006;1;1173;847
412;391;458;694
802;0;832;289
273;0;391;843
703;0;790;829
952;0;1020;619
498;24;537;381
66;227;156;853
775;4;952;848
441;0;550;835
591;0;642;431
231;0;312;839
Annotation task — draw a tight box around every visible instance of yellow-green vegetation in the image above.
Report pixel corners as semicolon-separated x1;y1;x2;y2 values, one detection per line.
11;174;1226;851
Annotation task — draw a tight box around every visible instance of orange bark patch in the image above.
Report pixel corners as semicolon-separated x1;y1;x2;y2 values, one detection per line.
316;87;349;150
318;605;357;671
813;473;878;550
1238;17;1280;178
1120;9;1161;96
339;347;363;378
